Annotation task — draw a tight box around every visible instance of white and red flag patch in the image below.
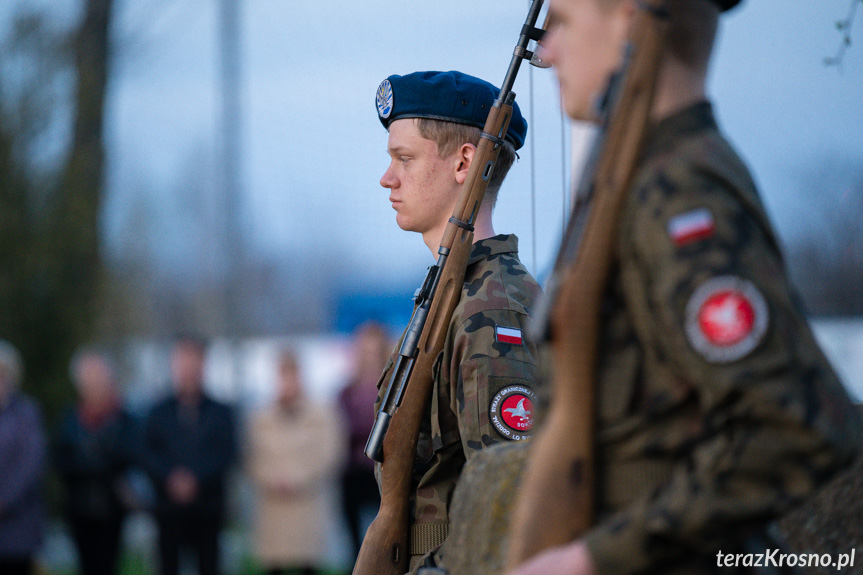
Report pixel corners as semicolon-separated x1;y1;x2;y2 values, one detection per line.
495;325;524;346
667;208;715;247
684;276;769;363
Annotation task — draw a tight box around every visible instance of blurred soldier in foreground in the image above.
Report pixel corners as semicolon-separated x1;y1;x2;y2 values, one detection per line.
374;70;543;572
0;340;46;575
338;322;390;563
142;335;236;575
55;348;137;575
509;1;862;574
248;349;344;575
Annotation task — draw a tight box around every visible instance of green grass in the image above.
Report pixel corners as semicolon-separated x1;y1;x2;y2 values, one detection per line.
41;552;348;575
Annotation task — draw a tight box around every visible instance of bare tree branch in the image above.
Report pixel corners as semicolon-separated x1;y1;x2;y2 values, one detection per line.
825;0;862;70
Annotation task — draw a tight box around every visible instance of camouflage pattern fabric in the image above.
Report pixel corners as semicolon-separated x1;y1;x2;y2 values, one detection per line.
581;102;862;574
442;441;531;574
374;234;543;573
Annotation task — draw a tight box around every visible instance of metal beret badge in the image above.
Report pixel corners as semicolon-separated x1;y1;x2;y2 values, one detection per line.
376;79;393;120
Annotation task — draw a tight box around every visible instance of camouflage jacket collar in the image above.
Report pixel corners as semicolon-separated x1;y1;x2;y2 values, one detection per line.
468;234;519;266
644;100;717;159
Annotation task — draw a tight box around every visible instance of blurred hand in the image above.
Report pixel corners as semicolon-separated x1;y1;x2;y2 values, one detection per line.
167;468;198;504
507;541;597;575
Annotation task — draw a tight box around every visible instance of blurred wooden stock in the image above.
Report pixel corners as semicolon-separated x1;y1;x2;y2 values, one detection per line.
506;0;670;566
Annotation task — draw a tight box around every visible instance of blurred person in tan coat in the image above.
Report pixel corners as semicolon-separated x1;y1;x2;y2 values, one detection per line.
247;348;345;575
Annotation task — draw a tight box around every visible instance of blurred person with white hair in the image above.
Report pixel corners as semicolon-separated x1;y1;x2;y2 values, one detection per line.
0;340;47;575
55;347;138;575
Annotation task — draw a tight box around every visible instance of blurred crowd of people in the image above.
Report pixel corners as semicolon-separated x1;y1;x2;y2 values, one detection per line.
0;322;392;575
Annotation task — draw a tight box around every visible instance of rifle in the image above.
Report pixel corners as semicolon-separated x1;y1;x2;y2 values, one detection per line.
506;0;670;565
354;3;548;574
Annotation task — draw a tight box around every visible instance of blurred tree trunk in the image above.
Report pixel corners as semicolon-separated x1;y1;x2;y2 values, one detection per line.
0;133;32;340
0;0;114;423
51;0;113;341
43;0;114;418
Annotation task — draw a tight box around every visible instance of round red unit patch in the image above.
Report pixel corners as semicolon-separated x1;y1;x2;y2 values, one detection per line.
489;385;536;441
501;394;534;431
699;290;755;346
685;276;768;363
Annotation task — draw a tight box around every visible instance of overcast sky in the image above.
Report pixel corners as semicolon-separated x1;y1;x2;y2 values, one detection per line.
3;0;863;286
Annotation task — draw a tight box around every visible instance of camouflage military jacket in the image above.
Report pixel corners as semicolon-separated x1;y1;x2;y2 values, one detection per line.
581;102;862;575
375;234;542;567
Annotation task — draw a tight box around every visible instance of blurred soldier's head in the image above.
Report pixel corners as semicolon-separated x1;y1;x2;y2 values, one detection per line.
276;349;304;410
544;0;734;122
171;334;207;401
0;340;23;405
70;347;118;408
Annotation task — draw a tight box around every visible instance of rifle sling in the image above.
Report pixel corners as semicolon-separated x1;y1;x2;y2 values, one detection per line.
410;521;451;556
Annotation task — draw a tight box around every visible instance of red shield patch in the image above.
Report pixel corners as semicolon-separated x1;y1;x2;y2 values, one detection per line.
685;276;768;363
489;385;536;441
699;290;756;346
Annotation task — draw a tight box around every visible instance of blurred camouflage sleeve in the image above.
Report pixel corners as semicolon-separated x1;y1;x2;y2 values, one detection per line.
583;148;863;574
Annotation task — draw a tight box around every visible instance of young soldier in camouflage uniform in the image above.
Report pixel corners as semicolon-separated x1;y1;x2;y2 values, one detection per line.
374;70;543;572
510;1;862;574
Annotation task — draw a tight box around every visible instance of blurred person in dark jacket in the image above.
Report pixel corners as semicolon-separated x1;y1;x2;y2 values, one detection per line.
337;321;390;562
0;340;46;575
55;347;138;575
142;335;237;575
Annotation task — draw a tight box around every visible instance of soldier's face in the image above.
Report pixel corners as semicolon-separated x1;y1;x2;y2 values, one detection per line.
380;119;462;236
545;0;633;122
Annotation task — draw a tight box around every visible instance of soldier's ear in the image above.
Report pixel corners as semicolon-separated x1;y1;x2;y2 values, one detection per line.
454;143;477;185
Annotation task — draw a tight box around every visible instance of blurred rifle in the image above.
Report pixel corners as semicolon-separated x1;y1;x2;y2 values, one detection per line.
506;0;670;565
353;3;548;574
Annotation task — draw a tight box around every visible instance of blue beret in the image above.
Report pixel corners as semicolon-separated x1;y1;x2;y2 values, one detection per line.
375;70;527;151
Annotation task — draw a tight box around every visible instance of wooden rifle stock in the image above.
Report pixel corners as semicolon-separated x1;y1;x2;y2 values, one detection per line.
353;223;473;575
507;0;669;566
353;4;548;573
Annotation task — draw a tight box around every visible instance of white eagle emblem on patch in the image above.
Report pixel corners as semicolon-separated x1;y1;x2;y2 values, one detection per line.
684;275;769;363
376;79;393;119
503;397;531;421
489;385;537;441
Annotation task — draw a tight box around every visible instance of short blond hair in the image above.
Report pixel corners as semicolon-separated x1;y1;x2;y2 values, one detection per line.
415;118;516;208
